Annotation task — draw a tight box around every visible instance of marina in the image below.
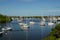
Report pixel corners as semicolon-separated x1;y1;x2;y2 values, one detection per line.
0;17;59;40
0;0;60;40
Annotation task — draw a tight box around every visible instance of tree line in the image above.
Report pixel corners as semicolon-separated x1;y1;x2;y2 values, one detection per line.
0;14;11;23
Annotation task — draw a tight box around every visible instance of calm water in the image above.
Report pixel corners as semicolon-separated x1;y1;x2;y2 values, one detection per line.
0;18;56;40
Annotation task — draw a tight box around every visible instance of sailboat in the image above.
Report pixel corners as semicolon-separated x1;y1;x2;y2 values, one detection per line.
40;17;45;26
29;21;35;24
17;18;23;23
40;21;45;26
29;18;35;25
48;18;54;26
57;17;60;23
53;17;57;21
11;18;14;21
52;17;57;23
20;18;29;31
42;17;46;21
21;24;29;30
57;17;60;21
19;18;25;26
48;22;54;26
19;22;24;26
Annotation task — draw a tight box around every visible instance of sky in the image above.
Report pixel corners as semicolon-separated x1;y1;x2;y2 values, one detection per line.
0;0;60;16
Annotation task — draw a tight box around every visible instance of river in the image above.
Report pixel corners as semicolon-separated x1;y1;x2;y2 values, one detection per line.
0;18;56;40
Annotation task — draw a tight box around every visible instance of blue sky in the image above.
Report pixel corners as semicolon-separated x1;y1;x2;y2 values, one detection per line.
0;0;60;16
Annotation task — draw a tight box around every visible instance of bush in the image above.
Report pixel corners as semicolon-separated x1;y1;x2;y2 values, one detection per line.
44;23;60;40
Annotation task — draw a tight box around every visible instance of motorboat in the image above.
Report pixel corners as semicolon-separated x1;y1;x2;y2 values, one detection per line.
2;27;12;31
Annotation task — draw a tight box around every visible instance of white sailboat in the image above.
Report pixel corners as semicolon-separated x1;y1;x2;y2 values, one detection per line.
48;22;54;26
57;17;60;21
29;21;35;25
20;19;29;30
49;18;53;22
21;24;29;30
57;22;60;24
17;19;22;22
19;22;24;26
11;18;15;21
40;17;45;26
57;17;60;23
52;17;57;21
40;21;45;26
48;18;54;26
29;18;35;25
52;17;57;23
17;18;23;23
42;17;46;21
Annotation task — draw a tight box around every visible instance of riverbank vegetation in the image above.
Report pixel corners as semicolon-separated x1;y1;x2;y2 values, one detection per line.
0;14;12;23
10;16;60;19
44;23;60;40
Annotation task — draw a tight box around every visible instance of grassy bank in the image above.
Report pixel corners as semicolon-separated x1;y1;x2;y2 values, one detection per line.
44;23;60;40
